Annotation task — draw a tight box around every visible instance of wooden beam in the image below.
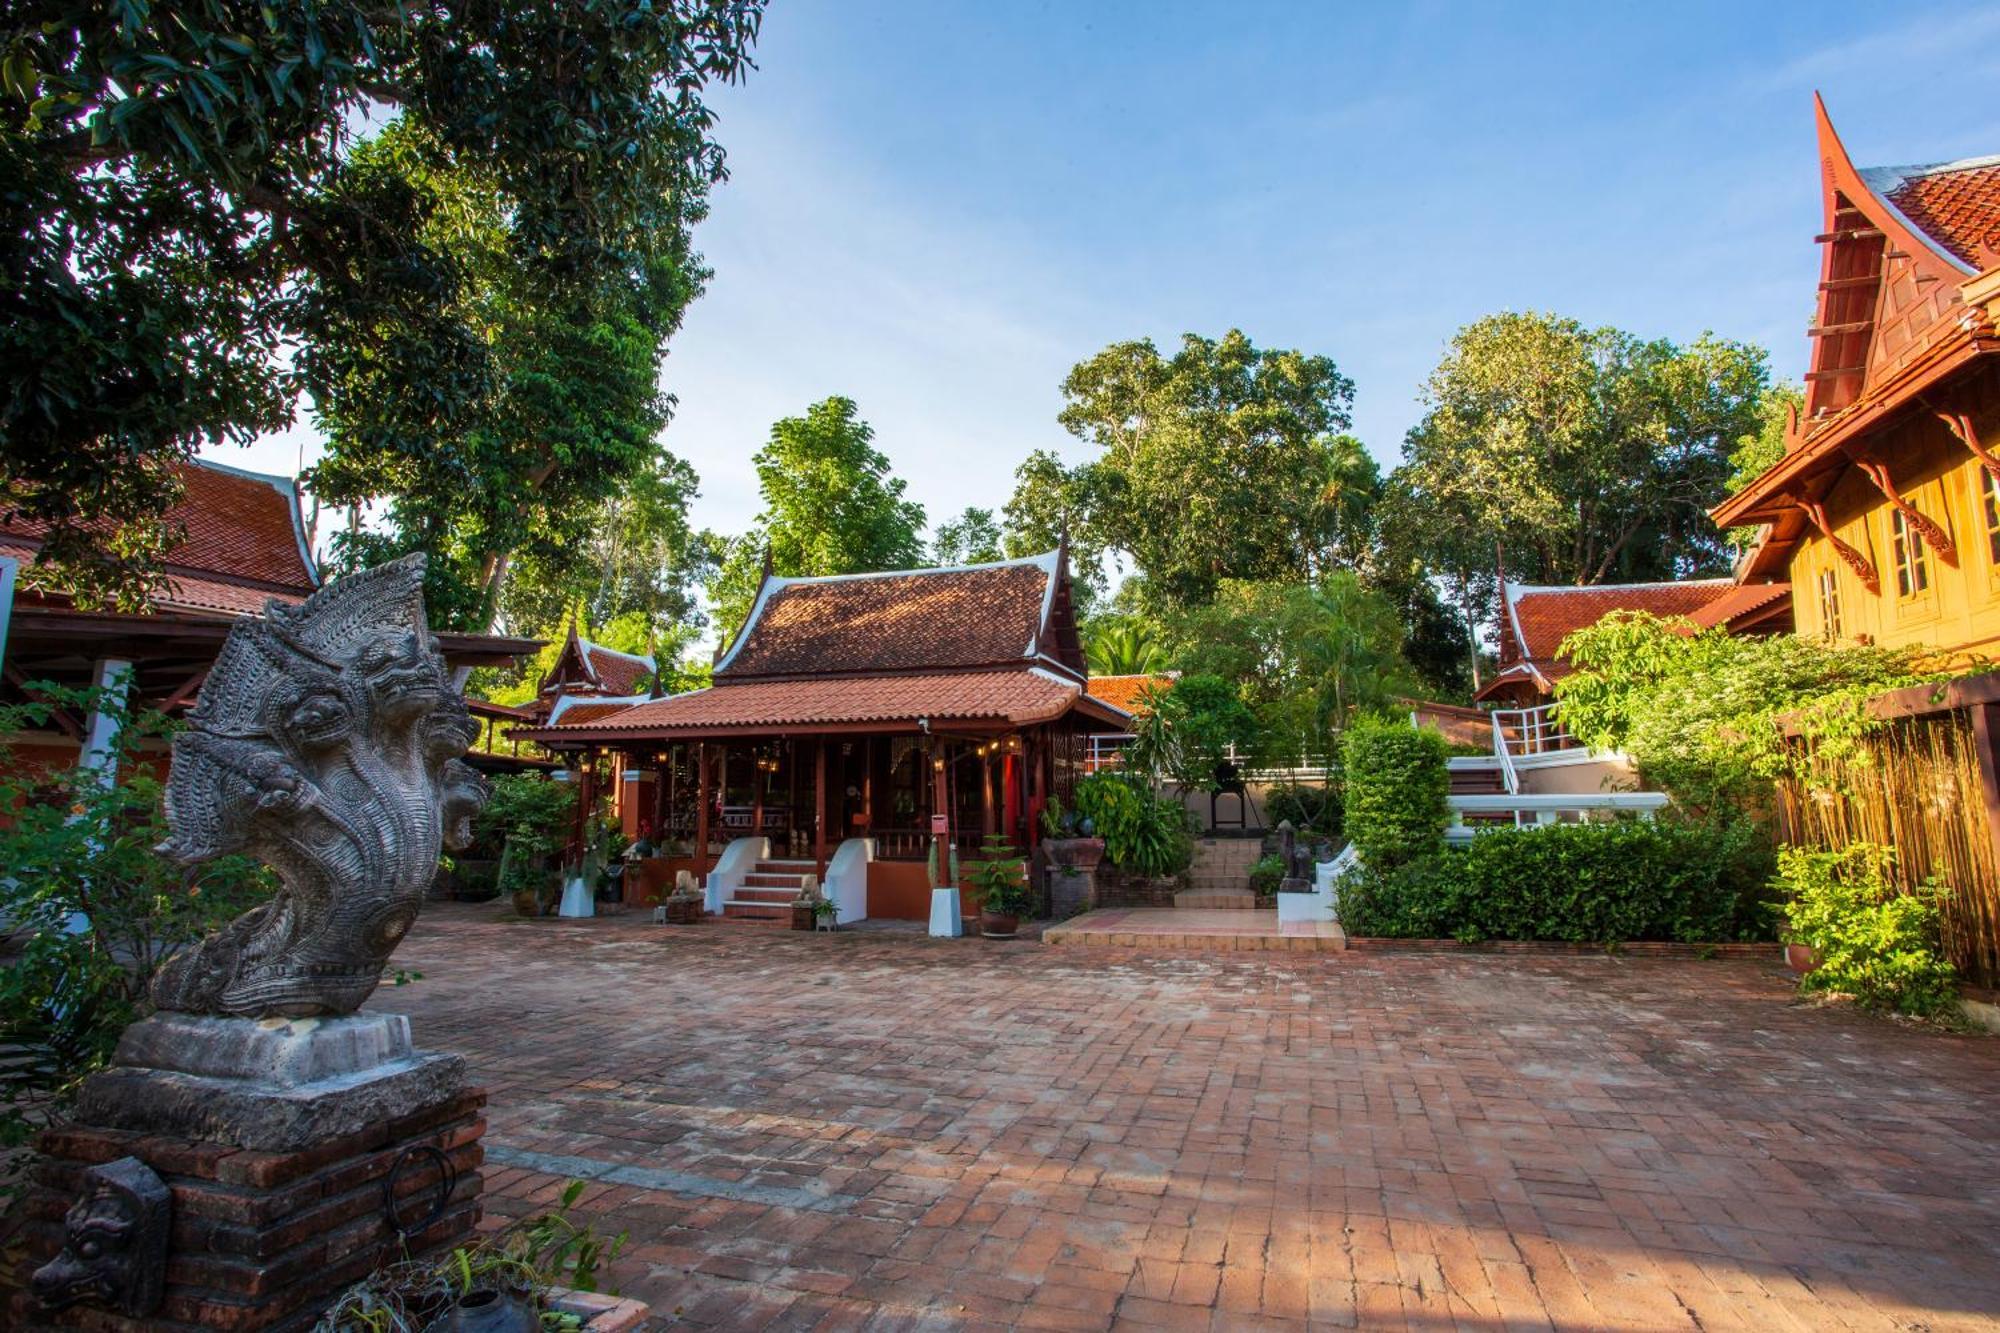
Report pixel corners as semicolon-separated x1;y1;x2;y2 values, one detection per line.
694;742;712;882
1815;227;1883;243
813;738;828;879
4;665;82;739
1793;499;1881;595
1807;321;1872;337
1856;457;1956;565
159;667;208;712
1805;367;1868;380
1819;275;1880;291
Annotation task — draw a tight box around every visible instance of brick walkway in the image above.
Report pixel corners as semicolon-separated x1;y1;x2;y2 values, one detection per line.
378;904;2000;1331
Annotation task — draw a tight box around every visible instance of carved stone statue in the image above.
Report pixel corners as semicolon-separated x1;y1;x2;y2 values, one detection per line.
30;1157;171;1318
151;554;487;1018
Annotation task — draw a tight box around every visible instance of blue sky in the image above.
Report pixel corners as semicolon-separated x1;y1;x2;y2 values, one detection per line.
219;1;2000;556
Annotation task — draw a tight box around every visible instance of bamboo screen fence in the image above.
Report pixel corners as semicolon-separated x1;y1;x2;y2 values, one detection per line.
1779;702;2000;990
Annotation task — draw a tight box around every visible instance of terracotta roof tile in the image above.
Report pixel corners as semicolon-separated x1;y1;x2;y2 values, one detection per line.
719;557;1059;679
1086;673;1172;717
1506;581;1737;662
1882;161;2000;271
584;644;653;695
541;669;1088;734
553;700;647;727
0;459;317;602
1683;581;1792;631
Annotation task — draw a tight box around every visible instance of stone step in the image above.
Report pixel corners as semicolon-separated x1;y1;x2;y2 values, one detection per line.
755;860;815;873
733;887;797;904
1174;890;1260;910
743;872;808;888
722;899;791;920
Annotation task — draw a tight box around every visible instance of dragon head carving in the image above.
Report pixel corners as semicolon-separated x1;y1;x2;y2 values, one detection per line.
151;554;490;1018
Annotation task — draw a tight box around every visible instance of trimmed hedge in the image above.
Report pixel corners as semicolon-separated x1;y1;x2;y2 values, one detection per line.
1339;818;1765;945
1340;720;1449;869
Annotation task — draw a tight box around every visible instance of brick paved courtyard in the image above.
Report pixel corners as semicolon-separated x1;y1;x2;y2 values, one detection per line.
379;905;2000;1331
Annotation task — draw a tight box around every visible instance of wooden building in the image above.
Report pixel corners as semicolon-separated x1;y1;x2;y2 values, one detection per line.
1711;97;2000;654
0;458;537;775
519;549;1134;923
1475;578;1792;707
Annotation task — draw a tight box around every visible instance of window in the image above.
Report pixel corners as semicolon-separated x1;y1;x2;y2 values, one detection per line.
1892;508;1930;598
1817;569;1842;641
1983;469;2000;565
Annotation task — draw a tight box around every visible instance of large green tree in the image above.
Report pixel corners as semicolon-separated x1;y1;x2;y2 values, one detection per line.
307;115;710;631
930;507;1004;567
1165;575;1416;767
709;397;927;638
1393;311;1770;590
1008;330;1363;615
0;0;761;607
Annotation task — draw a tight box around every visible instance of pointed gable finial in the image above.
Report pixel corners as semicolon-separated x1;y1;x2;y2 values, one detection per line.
760;544;774;581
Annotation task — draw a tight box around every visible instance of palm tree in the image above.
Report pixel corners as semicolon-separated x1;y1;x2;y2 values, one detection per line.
1086;619;1169;677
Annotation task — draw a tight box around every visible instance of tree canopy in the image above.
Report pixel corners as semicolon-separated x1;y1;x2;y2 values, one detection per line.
1;0;762;607
708;397;928;637
1393;311;1770;589
1007;330;1363;615
931;507;1004;567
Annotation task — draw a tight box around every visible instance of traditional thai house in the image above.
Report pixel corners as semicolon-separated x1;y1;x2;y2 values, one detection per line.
1706;100;2000;994
518;549;1134;923
1710;97;2000;653
1474;578;1793;708
0;458;539;776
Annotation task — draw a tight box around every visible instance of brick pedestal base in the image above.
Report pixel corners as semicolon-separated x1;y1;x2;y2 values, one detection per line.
11;1088;485;1331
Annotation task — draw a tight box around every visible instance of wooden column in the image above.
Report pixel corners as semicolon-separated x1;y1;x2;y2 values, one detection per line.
814;737;829;878
574;749;595;856
751;745;765;841
694;742;712;880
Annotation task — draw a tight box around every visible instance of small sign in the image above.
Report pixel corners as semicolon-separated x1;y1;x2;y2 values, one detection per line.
930;813;949;835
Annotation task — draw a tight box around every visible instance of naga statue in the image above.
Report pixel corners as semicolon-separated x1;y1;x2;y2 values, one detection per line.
151;554;488;1018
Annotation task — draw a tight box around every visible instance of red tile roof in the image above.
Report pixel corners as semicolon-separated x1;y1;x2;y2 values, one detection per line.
718;555;1068;679
1504;581;1737;663
536;669;1110;735
1683;581;1792;632
1;459;317;614
1086;673;1172;717
583;643;654;695
1878;159;2000;272
552;700;646;727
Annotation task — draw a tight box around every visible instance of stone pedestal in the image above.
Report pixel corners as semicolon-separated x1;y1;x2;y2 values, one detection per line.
1049;866;1095;919
11;1014;485;1331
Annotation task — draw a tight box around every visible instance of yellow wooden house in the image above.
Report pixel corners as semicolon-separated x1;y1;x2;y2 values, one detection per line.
1712;97;2000;657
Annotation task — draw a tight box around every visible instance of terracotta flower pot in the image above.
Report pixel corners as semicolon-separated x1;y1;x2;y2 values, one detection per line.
1784;942;1819;975
980;911;1020;940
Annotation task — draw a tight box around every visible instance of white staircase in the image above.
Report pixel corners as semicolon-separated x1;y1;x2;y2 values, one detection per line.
722;859;815;923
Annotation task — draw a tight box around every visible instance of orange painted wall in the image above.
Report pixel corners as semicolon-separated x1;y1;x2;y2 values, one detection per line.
865;859;995;920
629;854;711;906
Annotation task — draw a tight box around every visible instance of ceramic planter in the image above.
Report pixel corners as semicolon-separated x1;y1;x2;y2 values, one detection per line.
980;911;1020;939
1045;837;1106;872
1784;942;1819;975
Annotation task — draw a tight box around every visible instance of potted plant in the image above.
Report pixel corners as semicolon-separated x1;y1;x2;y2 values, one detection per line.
811;895;839;930
1039;796;1106;872
499;834;556;917
966;834;1031;939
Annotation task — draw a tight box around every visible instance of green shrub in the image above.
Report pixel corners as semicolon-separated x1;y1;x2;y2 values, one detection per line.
1340;719;1449;869
1247;854;1286;899
474;773;577;854
1264;782;1342;840
964;835;1033;917
0;690;273;1167
1073;772;1195;877
1339;818;1763;945
1778;844;1960;1018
